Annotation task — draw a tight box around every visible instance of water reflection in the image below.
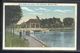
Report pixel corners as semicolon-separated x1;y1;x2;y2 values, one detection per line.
34;31;75;47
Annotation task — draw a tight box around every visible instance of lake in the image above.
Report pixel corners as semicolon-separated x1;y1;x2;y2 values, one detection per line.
33;31;75;47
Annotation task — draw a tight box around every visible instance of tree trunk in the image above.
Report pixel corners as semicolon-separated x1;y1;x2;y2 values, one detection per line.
13;26;14;36
12;24;14;36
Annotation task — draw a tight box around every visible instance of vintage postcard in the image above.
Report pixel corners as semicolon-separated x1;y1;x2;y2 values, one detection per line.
3;3;77;50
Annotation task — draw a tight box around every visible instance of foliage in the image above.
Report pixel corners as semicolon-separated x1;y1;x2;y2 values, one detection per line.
40;17;63;28
63;18;74;27
5;5;22;26
40;17;74;28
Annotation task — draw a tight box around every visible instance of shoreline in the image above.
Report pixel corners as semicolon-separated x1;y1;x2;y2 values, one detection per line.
14;27;74;32
30;35;47;47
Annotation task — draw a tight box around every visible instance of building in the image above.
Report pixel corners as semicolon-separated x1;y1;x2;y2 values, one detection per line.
26;19;40;28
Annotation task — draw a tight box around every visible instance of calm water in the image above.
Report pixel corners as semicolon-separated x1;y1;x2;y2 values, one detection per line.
34;31;75;47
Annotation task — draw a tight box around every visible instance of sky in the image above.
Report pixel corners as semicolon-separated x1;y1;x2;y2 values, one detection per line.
17;5;75;25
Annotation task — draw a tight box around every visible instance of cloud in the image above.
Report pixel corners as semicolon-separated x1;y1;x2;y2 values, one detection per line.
54;10;71;13
28;12;42;15
21;7;35;12
35;8;49;11
64;10;71;12
54;10;65;13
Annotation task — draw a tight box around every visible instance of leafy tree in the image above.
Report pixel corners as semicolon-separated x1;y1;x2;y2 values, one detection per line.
63;18;74;27
55;18;62;28
40;17;62;28
40;19;46;28
5;5;22;26
5;5;22;36
48;17;62;28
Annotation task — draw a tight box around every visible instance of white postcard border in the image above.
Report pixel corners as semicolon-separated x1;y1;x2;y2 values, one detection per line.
3;3;77;51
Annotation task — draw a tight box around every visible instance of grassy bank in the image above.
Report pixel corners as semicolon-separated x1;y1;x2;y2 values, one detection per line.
5;31;29;47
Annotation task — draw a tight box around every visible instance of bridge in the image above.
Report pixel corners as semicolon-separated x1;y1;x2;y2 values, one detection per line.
15;28;50;32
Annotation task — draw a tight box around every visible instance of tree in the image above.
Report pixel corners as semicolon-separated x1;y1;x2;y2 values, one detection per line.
5;5;22;36
63;18;74;27
5;5;22;26
51;17;62;28
40;17;63;28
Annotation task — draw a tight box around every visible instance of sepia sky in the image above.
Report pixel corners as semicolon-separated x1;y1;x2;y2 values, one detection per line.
17;5;76;25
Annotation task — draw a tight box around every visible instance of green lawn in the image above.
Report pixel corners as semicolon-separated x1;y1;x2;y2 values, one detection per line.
5;31;29;47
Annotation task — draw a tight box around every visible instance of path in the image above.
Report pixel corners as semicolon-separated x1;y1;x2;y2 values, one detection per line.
13;30;45;47
24;35;45;47
14;31;44;47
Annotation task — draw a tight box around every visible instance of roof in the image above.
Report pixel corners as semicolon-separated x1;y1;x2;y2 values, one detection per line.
26;19;40;24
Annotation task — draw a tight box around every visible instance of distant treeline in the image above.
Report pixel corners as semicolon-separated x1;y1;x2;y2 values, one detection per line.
39;17;74;28
16;16;74;28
